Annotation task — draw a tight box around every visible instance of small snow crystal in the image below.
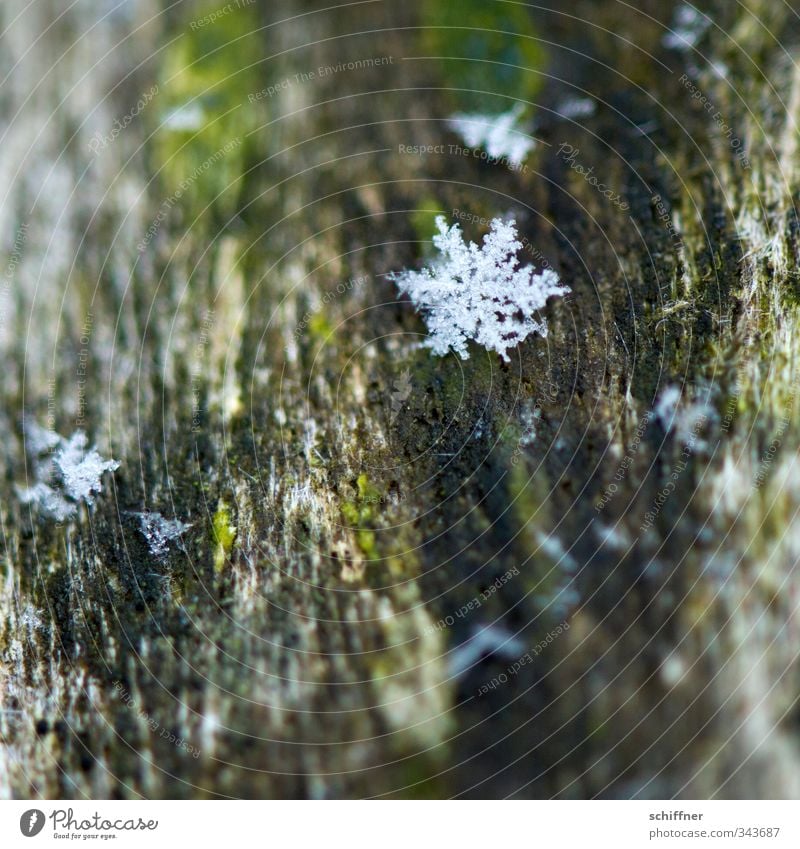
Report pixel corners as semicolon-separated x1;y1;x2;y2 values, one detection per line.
663;3;711;50
16;482;77;523
55;431;120;504
131;511;192;558
390;216;569;361
448;104;534;166
448;624;526;679
654;385;682;429
24;421;61;455
16;422;119;519
556;97;596;120
653;385;715;450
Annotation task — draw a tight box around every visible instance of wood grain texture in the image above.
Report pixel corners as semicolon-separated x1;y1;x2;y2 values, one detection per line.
2;0;800;799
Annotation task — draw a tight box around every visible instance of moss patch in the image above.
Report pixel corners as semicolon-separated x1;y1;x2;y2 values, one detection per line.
341;474;383;561
420;2;546;114
212;501;237;573
152;2;263;220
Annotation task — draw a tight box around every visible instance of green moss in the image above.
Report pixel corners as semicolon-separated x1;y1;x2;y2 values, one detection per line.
508;456;547;532
152;2;264;219
341;474;383;561
356;473;380;504
356;529;377;559
341;501;360;526
410;198;447;251
420;2;545;114
212;501;236;573
307;312;334;345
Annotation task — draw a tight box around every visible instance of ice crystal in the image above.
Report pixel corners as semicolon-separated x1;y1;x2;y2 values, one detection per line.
55;431;120;504
24;421;61;455
16;422;119;520
654;385;683;429
448;104;534;166
131;511;192;559
663;3;711;50
448;624;526;679
555;97;596;120
390;216;569;361
19;604;44;634
16;482;77;523
654;385;715;450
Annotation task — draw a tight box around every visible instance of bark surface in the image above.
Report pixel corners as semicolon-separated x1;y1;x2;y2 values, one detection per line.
2;0;800;799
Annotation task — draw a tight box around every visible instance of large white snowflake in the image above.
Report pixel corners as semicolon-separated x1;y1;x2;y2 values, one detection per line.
390;215;568;361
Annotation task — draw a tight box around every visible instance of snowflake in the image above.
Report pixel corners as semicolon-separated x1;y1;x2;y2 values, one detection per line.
653;385;715;450
390;216;569;361
130;511;192;559
653;385;683;429
448;624;525;679
19;604;44;634
16;481;77;522
663;3;711;50
16;422;119;520
448;104;534;166
555;97;596;120
55;431;119;504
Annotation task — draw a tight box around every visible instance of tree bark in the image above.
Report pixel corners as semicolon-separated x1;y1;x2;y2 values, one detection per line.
2;0;800;799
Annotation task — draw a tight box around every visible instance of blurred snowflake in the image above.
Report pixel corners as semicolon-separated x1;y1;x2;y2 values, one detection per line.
448;104;534;166
663;3;711;50
16;422;119;520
